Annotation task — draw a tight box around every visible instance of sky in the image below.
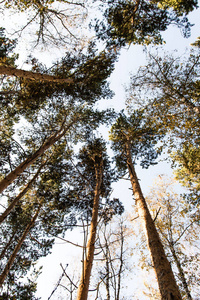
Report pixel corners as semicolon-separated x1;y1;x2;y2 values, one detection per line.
1;1;200;299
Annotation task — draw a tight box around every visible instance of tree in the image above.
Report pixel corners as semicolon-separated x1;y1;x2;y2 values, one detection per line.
171;144;200;205
76;139;104;300
0;42;117;112
109;110;182;299
145;175;200;299
126;48;200;203
1;0;88;47
127;49;200;120
0;161;46;224
0;142;76;295
66;138;123;300
0;38;117;194
93;0;198;47
94;216;132;300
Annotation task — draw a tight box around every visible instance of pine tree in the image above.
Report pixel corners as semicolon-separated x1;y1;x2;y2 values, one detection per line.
109;110;182;299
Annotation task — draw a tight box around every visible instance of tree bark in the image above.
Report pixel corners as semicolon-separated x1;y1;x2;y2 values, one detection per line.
0;205;41;287
0;118;75;194
76;160;103;300
169;243;192;300
0;65;73;84
0;162;45;224
125;140;182;300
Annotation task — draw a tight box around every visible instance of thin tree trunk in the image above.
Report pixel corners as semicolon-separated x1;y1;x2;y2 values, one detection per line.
0;118;75;194
116;224;124;300
0;162;45;224
125;141;182;300
105;241;110;300
0;205;41;287
0;230;17;260
169;243;192;300
76;160;103;300
0;65;73;84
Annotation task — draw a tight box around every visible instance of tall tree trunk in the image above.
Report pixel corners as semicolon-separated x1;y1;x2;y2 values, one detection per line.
0;118;75;194
0;205;41;287
125;141;182;300
76;160;103;300
169;243;192;300
0;65;73;84
0;162;45;224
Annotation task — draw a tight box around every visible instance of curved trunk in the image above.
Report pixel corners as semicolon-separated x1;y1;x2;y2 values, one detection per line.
125;141;182;300
0;205;41;287
0;65;73;84
76;160;103;300
0;118;74;194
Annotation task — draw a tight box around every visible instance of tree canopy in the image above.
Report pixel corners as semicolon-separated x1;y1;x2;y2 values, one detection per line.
0;0;199;298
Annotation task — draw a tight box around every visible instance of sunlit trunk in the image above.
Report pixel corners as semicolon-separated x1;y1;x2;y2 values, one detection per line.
125;140;182;300
0;65;73;84
76;160;103;300
0;119;74;194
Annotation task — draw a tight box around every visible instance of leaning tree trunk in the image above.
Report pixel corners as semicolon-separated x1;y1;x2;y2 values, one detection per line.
0;205;41;287
169;243;192;300
76;160;103;300
0;162;45;224
0;65;73;84
125;141;182;300
0;117;75;194
0;230;17;260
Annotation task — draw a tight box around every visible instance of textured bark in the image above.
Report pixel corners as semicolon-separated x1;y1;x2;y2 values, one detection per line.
76;160;103;300
0;162;45;224
125;141;182;300
0;65;73;84
169;244;192;300
0;119;74;194
0;205;41;287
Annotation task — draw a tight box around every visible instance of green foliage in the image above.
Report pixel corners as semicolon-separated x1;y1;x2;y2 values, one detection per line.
191;36;200;47
127;50;200;137
64;138;123;222
153;0;198;15
0;27;18;66
1;43;116;117
126;49;200;205
93;0;197;47
172;144;200;206
109;110;163;175
0;279;40;300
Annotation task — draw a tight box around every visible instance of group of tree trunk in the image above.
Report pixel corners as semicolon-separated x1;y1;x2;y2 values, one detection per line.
0;0;199;299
